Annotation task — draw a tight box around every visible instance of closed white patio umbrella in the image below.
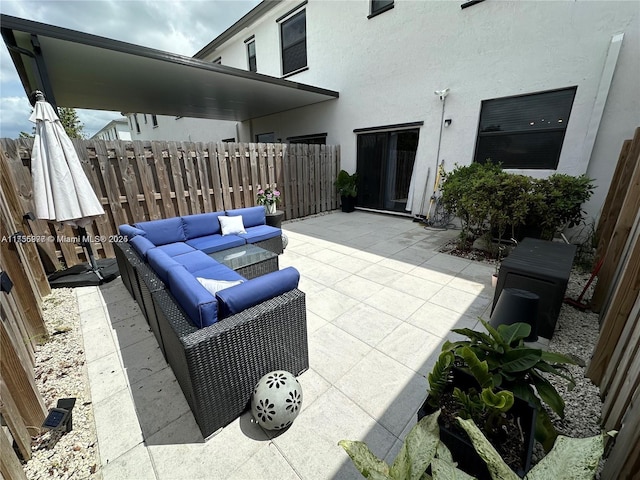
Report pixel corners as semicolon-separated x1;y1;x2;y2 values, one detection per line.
30;91;104;227
29;91;113;285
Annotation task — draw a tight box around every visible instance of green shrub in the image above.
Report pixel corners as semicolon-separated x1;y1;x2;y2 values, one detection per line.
529;174;595;240
440;163;594;247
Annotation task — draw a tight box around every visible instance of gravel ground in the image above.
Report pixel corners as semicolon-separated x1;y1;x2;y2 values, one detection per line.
22;288;101;480
547;270;602;443
530;269;605;475
20;257;604;479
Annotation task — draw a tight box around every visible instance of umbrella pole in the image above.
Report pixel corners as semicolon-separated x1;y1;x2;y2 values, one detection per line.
78;226;102;279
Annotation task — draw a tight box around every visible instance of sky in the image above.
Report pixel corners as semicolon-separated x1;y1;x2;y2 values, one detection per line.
0;0;261;139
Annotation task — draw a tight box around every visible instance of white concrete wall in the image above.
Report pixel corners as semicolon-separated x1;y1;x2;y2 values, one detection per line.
204;0;639;221
92;119;131;141
126;114;237;143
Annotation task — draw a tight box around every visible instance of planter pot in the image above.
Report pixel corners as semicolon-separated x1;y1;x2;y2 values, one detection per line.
265;203;277;215
418;369;536;480
491;273;498;288
340;195;356;213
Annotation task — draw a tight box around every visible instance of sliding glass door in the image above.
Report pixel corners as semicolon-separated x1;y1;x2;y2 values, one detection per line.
357;129;419;212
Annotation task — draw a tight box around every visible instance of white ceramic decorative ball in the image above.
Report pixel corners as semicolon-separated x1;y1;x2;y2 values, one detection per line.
251;370;303;430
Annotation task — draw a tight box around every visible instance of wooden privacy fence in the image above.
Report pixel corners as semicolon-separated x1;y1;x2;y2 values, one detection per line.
1;148;50;480
586;127;640;480
0;139;340;270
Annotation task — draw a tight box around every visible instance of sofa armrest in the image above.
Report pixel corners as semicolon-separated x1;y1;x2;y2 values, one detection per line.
216;267;299;318
119;224;146;239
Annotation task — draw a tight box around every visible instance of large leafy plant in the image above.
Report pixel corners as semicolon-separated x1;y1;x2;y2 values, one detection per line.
335;169;358;197
339;410;612;480
430;320;578;451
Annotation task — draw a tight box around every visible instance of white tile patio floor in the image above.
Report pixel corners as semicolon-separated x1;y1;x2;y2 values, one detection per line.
76;211;497;480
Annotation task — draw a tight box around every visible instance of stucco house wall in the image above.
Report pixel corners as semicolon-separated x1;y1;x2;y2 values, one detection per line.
125;113;237;143
92;118;132;141
202;0;639;222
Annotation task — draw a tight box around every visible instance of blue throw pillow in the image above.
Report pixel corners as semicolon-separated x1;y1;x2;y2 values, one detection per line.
216;267;300;318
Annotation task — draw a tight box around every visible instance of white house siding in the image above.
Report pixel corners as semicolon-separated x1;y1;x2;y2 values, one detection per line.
92;119;131;141
126;114;237;143
209;0;639;220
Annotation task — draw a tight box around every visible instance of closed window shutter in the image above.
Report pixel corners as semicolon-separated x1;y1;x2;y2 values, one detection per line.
475;87;577;169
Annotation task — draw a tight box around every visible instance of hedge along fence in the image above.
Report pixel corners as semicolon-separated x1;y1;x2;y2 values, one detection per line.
0;138;340;271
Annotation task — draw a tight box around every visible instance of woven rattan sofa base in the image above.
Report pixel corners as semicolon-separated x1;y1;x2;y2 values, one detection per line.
234;255;279;279
114;242;146;316
114;241;133;296
254;235;284;255
153;287;308;438
136;261;168;358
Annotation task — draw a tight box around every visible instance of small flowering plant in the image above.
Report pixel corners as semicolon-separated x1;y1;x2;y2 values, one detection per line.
256;184;281;206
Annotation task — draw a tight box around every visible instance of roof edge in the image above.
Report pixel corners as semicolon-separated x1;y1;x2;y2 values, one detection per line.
0;13;339;100
193;0;282;59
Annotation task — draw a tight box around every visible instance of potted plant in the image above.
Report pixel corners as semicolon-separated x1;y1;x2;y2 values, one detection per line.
256;184;281;215
420;320;578;478
334;169;358;213
340;410;612;480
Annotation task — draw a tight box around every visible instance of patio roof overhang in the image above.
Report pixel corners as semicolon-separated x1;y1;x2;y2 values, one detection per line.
0;14;339;121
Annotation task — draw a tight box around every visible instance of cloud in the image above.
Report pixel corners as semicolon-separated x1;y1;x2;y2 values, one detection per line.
0;96;123;139
1;0;259;55
76;109;125;137
0;96;33;138
0;0;260;137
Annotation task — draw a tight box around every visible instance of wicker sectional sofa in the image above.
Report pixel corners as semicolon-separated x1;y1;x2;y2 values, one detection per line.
114;207;309;438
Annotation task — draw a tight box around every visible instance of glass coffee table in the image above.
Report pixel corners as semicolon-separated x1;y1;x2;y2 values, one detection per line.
209;244;279;279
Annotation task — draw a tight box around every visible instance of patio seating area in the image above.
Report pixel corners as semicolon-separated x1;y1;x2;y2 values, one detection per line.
77;210;496;480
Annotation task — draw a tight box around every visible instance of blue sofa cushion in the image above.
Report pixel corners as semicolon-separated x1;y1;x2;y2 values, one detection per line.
172;249;217;271
225;206;265;228
130;236;156;259
135;217;186;246
119;224;146;239
216;267;300;319
191;263;245;283
240;225;282;244
186;234;246;254
167;267;218;328
182;212;225;240
147;248;182;283
156;242;195;257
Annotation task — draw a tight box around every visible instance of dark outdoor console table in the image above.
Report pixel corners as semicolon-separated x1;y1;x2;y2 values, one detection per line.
492;237;576;339
265;210;285;228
